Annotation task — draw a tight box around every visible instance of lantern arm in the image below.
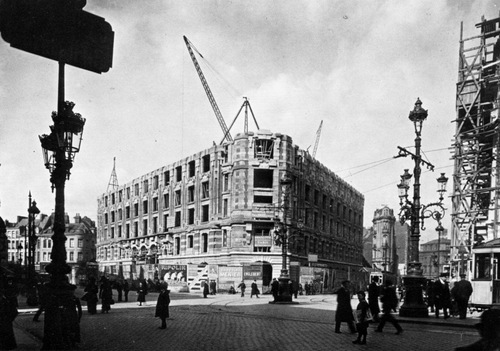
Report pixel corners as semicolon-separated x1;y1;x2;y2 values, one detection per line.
420;202;446;231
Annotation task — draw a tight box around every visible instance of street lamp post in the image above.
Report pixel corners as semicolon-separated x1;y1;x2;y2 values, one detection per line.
395;98;448;317
270;173;299;304
39;72;85;348
435;222;445;276
27;192;40;306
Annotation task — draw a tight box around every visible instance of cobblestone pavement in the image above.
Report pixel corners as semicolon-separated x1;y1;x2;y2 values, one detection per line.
14;293;481;351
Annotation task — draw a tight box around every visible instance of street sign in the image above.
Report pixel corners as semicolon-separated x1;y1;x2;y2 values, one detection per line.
0;0;114;73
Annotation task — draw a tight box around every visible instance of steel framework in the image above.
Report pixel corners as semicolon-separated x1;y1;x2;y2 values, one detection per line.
451;15;500;275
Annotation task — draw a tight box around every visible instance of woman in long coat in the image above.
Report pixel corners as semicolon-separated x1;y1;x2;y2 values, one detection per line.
137;281;147;306
155;283;170;329
84;277;99;315
335;280;356;334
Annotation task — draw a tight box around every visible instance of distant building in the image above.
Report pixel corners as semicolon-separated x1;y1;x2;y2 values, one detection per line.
371;206;398;274
37;213;96;284
96;130;365;292
362;227;373;267
420;229;450;279
6;217;27;264
366;206;410;282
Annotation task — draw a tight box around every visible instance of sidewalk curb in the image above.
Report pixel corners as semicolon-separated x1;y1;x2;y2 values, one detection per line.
13;323;43;350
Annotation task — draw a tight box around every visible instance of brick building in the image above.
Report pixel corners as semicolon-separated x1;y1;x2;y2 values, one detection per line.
96;130;364;292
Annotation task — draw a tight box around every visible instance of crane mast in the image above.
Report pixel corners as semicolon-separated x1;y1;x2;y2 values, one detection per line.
183;36;233;143
312;120;323;158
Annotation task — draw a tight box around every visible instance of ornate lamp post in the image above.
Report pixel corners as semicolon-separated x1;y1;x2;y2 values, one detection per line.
271;173;298;304
39;99;85;349
27;193;40;306
395;98;448;317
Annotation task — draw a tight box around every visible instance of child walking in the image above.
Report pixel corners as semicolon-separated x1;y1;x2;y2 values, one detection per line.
353;291;370;345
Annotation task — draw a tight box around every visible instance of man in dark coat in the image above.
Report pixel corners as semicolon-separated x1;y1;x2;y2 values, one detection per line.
203;281;209;298
368;276;381;322
237;281;246;297
155;283;170;329
99;276;113;313
123;280;130;302
375;280;403;334
209;280;217;295
250;280;260;298
115;280;123;302
335;280;356;334
451;274;473;319
271;278;280;302
434;273;451;319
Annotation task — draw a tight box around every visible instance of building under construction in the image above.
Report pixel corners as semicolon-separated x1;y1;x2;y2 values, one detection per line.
451;14;500;304
96;130;365;292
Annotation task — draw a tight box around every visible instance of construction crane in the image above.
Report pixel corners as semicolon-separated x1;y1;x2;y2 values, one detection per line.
183;36;233;143
107;157;118;192
312;120;323;158
226;97;260;139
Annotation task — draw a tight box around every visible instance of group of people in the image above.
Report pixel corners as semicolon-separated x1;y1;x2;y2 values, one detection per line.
426;273;473;319
236;280;261;298
334;273;477;346
335;279;402;345
83;276;170;329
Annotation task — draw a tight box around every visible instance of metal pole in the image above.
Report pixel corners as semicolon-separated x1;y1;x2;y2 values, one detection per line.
411;133;422;264
437;229;441;275
42;61;78;350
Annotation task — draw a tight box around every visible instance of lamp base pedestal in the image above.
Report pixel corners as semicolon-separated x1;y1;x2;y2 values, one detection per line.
399;262;428;318
269;269;299;305
42;263;80;350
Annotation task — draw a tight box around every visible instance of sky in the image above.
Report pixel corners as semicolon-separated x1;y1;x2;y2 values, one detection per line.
1;0;499;244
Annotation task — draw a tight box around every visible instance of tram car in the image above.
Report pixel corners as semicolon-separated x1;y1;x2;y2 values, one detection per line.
469;238;500;310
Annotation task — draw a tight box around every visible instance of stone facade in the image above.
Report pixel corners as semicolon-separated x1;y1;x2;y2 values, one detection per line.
37;213;96;284
96;130;364;291
420;229;450;279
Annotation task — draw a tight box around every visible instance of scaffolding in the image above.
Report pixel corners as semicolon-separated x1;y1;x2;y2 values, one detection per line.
451;15;500;275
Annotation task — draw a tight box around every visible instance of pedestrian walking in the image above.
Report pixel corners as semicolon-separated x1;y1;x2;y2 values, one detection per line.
368;275;381;322
292;280;299;298
426;279;435;313
237;281;246;297
155;282;170;329
115;280;123;302
353;291;371;345
250;280;260;298
137;281;147;306
209;280;217;295
203;281;209;298
0;275;19;350
123;280;130;302
375;279;403;335
99;276;113;313
82;277;99;315
434;273;451;319
335;280;356;334
455;308;500;351
271;278;280;302
451;273;473;319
